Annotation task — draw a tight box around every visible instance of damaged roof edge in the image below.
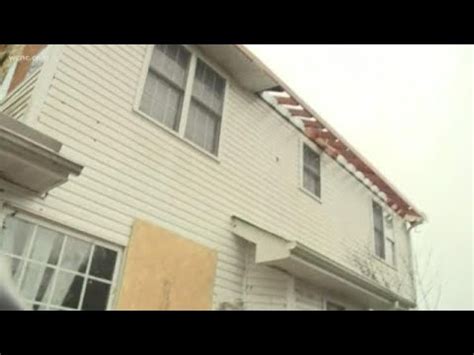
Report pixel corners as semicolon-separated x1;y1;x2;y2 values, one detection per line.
234;45;426;224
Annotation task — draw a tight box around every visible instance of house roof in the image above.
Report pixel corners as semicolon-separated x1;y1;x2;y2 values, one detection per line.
198;45;426;225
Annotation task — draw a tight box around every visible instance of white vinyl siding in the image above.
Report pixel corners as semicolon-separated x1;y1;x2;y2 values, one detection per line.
2;45;416;307
295;280;324;310
243;248;291;310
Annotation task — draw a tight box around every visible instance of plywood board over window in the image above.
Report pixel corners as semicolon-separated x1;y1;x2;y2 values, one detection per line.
116;219;217;310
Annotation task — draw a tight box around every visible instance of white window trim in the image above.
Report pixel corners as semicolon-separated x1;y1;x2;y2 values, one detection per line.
0;209;123;310
133;45;230;160
384;212;397;268
299;139;322;203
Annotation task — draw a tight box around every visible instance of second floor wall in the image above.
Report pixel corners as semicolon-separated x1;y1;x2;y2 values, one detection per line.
0;45;416;303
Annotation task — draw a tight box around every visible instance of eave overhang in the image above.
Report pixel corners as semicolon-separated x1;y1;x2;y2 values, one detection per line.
196;45;279;92
0;113;83;196
232;215;416;309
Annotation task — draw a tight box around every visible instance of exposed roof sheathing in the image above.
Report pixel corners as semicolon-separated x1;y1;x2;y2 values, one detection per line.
234;45;425;224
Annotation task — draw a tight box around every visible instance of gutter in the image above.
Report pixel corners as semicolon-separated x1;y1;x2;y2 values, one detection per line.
290;241;417;309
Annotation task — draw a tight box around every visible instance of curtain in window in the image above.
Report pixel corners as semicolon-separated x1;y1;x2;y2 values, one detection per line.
185;59;225;154
140;45;191;131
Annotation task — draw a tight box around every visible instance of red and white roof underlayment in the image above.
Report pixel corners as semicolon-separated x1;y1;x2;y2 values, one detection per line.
234;46;426;225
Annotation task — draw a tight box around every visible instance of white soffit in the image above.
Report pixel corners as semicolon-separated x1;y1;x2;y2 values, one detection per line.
0;113;83;196
196;45;278;92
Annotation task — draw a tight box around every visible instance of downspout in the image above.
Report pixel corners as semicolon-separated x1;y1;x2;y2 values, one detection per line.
406;219;424;309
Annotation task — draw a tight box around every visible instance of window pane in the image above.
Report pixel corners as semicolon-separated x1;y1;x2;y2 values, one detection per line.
20;263;55;303
185;60;225;155
372;202;384;232
303;145;321;197
139;72;183;131
303;169;316;193
81;279;111;310
192;60;225;115
185;100;219;154
60;237;91;274
374;230;385;259
29;226;64;266
150;45;191;88
51;271;84;309
89;246;117;281
304;145;320;173
0;218;35;257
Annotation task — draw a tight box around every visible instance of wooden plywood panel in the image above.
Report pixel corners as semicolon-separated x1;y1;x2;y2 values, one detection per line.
116;219;217;310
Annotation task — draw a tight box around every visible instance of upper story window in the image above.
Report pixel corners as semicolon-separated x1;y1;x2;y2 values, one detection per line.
139;45;191;131
372;201;396;266
302;144;321;198
373;201;385;259
0;216;121;310
384;216;396;266
138;45;226;156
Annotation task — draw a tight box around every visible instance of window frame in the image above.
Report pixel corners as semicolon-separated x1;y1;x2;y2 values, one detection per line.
134;45;229;159
300;141;322;201
371;200;397;268
0;211;122;310
372;200;385;260
384;213;397;267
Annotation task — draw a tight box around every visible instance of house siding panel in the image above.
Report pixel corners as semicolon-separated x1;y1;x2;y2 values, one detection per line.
3;45;415;308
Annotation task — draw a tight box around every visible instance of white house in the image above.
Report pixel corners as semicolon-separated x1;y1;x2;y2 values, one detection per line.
0;45;425;310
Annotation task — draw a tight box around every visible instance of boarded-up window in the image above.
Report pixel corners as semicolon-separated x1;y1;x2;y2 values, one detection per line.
116;220;217;310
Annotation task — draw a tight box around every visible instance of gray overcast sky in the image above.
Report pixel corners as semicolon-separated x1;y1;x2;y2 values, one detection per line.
246;45;473;310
